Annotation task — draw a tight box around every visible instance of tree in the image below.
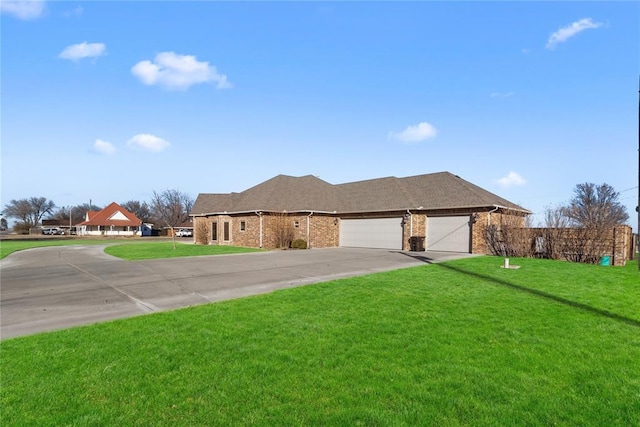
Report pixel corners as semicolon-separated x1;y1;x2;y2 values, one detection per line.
150;189;194;249
535;184;630;264
0;216;8;231
564;183;629;228
3;197;55;229
121;200;152;224
49;203;102;225
269;212;295;249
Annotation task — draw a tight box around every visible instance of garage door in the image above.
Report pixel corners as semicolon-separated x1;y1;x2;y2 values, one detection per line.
427;216;470;252
340;218;403;250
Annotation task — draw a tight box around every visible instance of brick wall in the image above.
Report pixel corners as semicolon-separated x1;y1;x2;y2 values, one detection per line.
613;225;634;266
504;225;635;266
310;215;339;248
195;213;341;249
194;208;530;254
404;213;426;251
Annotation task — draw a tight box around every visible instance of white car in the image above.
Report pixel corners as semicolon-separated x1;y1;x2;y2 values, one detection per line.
42;227;63;235
176;228;192;237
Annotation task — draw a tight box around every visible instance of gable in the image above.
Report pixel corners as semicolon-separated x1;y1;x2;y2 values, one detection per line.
108;211;129;221
78;202;142;226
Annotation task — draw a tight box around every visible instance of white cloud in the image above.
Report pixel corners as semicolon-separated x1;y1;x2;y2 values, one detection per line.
546;18;603;50
94;139;116;155
388;122;438;143
497;171;527;187
59;42;106;61
127;134;170;152
131;51;232;90
0;0;45;20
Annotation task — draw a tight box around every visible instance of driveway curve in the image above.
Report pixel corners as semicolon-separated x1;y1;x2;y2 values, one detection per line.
1;246;471;339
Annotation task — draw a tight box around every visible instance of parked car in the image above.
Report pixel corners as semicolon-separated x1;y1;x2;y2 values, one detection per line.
42;227;63;235
176;228;193;237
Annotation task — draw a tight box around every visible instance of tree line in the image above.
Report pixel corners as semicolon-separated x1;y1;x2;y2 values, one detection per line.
2;190;194;235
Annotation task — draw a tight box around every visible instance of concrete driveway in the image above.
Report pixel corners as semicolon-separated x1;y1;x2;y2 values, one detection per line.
1;246;471;339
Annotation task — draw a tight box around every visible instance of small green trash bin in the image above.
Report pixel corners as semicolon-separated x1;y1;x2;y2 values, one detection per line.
599;256;610;266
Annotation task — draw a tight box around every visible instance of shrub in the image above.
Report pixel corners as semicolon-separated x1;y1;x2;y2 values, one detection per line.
291;239;307;249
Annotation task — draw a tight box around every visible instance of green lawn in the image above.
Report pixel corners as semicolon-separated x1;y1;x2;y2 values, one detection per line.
0;239;262;260
0;238;113;259
104;241;264;260
1;257;638;426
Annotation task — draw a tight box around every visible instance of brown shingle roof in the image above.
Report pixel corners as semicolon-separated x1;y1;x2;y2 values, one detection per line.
191;172;529;215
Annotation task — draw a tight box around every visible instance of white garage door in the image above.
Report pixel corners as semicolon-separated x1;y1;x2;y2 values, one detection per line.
427;216;470;252
340;218;403;250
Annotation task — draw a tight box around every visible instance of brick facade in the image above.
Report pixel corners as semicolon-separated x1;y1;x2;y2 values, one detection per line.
195;213;341;249
194;207;530;254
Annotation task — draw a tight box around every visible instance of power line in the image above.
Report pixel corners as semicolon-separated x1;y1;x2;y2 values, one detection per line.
620;186;638;193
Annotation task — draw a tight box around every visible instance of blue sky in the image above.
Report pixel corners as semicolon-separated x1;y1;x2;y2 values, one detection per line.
2;1;638;230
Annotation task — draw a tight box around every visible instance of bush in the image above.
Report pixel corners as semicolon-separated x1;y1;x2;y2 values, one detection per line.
291;239;307;249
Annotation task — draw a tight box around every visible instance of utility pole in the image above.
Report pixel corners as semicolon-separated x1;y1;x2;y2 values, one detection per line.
637;76;640;269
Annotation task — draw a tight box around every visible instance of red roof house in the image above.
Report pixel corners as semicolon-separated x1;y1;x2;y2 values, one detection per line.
78;202;142;236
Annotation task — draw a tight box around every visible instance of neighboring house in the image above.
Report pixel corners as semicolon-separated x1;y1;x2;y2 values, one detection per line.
77;202;143;237
191;172;531;253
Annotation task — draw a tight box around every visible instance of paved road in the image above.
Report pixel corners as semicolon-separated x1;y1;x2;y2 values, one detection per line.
1;246;471;339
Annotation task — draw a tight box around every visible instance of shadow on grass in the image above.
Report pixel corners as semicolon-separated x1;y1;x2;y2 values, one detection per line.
400;252;640;328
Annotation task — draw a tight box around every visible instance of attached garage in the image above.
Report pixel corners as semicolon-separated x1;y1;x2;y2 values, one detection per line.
340;217;403;250
426;216;470;252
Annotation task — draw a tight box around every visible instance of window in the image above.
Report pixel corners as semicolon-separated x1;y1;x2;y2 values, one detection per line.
294;220;300;228
211;222;218;241
223;222;230;241
240;221;246;231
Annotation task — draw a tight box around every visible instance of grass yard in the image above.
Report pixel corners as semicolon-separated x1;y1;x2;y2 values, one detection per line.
0;239;263;260
1;257;639;426
104;241;264;260
0;238;115;259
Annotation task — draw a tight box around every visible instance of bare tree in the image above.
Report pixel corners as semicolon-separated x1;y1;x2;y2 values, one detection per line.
565;183;629;228
150;189;194;249
49;203;102;224
121;200;152;224
484;213;531;257
194;218;210;245
3;197;55;229
268;212;295;249
74;203;102;219
536;205;571;260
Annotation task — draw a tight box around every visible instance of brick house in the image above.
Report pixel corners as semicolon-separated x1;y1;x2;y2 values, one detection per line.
191;172;530;253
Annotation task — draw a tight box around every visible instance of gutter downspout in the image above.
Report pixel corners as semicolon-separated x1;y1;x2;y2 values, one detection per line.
487;206;500;226
406;209;413;236
307;211;314;249
255;211;263;248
